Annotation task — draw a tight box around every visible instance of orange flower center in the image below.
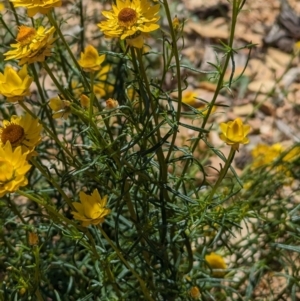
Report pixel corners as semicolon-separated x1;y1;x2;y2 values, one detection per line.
118;8;137;27
16;25;36;45
1;124;25;147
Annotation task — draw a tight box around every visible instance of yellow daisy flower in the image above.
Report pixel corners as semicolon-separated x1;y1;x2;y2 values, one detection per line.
98;0;160;48
0;65;33;102
71;189;111;227
9;0;62;17
182;90;198;107
49;96;71;119
181;90;216;115
219;118;251;151
4;25;56;65
106;98;119;109
251;143;284;169
0;142;31;197
189;286;201;299
80;94;90;109
205;252;227;277
77;45;106;72
0;113;42;153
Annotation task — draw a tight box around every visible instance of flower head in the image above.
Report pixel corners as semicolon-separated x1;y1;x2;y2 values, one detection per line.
251;143;283;169
80;94;90;108
182;90;216;116
0;65;33;102
172;16;181;31
205;252;227;277
189;286;201;299
77;45;106;72
49;96;71;119
0;142;31;197
0;113;42;153
98;0;160;48
71;189;111;227
4;25;56;65
283;146;300;162
219;118;251;150
106;98;119;109
182;90;197;107
9;0;61;17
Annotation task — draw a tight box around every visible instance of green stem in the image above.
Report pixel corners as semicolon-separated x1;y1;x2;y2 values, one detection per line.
0;15;15;38
30;63;58;136
29;158;74;209
173;0;242;196
197;0;240;143
206;147;236;203
9;1;20;26
43;62;69;99
7;197;27;224
47;11;90;90
98;226;155;301
35;289;44;301
162;0;183;163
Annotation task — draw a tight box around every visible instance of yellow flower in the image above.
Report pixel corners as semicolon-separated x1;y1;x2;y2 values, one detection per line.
182;90;197;107
189;286;201;299
28;231;39;246
181;90;216;115
49;96;71;119
0;65;33;102
0;142;31;197
9;0;61;17
0;3;5;11
0;113;42;153
4;25;56;65
172;16;180;31
77;45;106;72
251;143;283;169
80;94;90;108
71;189;111;227
205;252;227;277
98;0;160;48
106;98;119;109
294;41;300;54
219;118;251;150
283;146;300;162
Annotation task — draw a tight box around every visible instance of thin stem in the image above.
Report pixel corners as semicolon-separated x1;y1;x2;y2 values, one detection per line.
47;11;90;90
9;1;20;26
173;0;241;195
98;226;155;301
206;147;236;203
29;158;74;209
162;0;183;163
30;63;58;136
35;289;44;301
43;62;69;99
0;15;15;38
7;197;27;224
